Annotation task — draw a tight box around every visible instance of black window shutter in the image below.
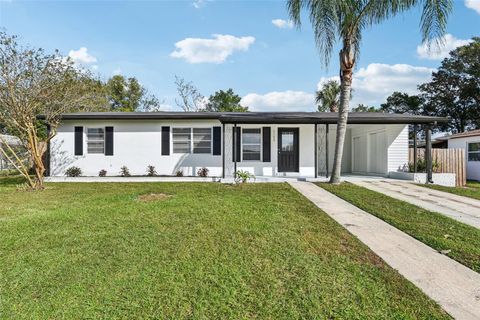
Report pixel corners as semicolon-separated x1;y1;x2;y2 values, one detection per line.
105;126;114;156
212;126;221;155
232;126;241;162
74;126;83;156
262;127;271;162
161;126;170;155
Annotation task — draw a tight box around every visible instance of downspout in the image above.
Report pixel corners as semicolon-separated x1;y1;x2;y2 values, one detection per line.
233;123;237;175
425;124;433;184
325;124;329;178
314;123;318;178
222;123;225;179
413;124;417;173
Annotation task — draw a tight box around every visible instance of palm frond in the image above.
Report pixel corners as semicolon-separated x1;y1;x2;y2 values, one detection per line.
420;0;452;45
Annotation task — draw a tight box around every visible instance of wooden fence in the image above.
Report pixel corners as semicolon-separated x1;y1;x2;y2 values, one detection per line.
409;148;466;187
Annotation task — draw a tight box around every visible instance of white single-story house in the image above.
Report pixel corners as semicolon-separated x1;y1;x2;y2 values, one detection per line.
447;129;480;181
46;112;446;179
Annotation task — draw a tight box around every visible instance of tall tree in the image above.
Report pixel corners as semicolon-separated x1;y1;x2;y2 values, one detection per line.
0;32;107;189
287;0;452;183
106;75;160;112
174;76;205;112
419;37;480;133
205;89;249;112
380;91;424;114
351;104;377;112
316;80;340;112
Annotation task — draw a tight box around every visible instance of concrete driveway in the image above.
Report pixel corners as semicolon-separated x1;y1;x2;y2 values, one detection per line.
289;181;480;320
352;180;480;229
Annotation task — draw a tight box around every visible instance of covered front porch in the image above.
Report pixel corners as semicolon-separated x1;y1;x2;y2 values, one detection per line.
218;112;444;182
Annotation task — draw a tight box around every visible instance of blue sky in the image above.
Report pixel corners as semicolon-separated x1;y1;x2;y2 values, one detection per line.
1;0;479;111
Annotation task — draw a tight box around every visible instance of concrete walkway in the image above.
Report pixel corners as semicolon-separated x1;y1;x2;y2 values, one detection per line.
289;181;480;320
352;180;480;229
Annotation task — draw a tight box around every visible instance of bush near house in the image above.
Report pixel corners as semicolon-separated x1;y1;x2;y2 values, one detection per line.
65;166;82;177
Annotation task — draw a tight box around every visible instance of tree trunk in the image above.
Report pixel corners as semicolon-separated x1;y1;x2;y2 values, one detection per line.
26;126;47;190
329;41;355;184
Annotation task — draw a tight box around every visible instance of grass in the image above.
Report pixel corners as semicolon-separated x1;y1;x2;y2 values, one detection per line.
0;178;450;319
419;180;480;201
318;182;480;273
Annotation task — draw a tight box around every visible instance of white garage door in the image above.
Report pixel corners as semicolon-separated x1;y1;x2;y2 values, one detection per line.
368;131;387;174
353;136;362;172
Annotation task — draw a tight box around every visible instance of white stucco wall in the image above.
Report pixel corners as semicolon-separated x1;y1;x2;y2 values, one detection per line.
51;119;224;177
50;120;409;179
224;123;316;177
448;136;480;181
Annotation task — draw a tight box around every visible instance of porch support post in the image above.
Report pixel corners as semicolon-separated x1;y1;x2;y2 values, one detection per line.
222;123;225;179
233;123;237;175
425;124;433;183
314;123;318;178
325;124;329;178
413;124;418;173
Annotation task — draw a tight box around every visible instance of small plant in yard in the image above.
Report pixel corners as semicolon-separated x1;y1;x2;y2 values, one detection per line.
196;167;209;177
146;165;157;176
98;169;107;177
120;166;131;177
175;170;184;177
65;166;82;177
235;170;255;183
408;159;440;173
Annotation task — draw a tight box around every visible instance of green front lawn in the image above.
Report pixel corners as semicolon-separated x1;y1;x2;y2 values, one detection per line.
319;182;480;272
0;178;449;319
420;180;480;201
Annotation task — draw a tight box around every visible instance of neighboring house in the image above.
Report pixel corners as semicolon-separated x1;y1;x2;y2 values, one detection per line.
47;112;446;178
447;129;480;181
0;134;22;170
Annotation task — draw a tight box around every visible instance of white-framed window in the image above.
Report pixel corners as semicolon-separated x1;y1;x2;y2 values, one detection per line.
172;127;212;154
193;128;212;154
468;142;480;162
242;128;261;161
87;128;104;154
172;128;191;153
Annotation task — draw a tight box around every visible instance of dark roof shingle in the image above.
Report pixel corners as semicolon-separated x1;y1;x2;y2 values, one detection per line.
51;111;447;124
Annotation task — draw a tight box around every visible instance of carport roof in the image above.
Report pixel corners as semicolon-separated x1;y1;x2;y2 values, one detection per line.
51;111;448;124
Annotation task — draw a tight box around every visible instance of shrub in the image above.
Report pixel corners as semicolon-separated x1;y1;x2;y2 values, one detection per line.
146;165;157;176
99;169;107;177
196;167;209;177
235;170;255;183
175;170;184;177
65;166;82;177
120;166;131;177
408;159;440;173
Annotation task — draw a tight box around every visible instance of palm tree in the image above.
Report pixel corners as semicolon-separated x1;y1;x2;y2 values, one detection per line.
287;0;452;184
316;80;340;112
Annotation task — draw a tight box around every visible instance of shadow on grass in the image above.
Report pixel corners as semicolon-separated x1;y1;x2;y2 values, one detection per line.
0;175;27;187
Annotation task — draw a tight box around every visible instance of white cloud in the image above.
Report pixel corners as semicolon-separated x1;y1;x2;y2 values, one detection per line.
192;0;213;9
465;0;480;14
317;63;434;107
170;34;255;64
241;91;315;112
192;0;205;8
112;68;122;75
272;19;294;29
417;34;472;60
242;63;434;111
68;47;97;64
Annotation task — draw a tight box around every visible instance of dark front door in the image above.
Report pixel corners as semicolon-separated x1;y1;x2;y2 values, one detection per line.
278;128;299;172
